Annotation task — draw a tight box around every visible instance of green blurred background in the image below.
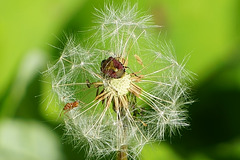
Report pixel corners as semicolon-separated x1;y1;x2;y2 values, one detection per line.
0;0;239;160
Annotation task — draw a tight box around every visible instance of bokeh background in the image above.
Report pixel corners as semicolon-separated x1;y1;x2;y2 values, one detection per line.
0;0;239;160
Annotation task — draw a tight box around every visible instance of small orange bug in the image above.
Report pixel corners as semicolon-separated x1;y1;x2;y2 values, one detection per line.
60;100;80;116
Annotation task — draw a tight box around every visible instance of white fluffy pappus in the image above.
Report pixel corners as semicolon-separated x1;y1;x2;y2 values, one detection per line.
44;2;193;160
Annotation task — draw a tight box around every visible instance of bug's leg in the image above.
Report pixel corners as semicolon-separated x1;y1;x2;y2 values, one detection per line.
86;79;91;88
92;82;103;88
125;66;141;78
64;109;69;114
60;109;70;118
112;98;116;113
95;89;107;101
64;110;71;119
86;79;103;88
99;89;105;104
60;110;64;117
96;86;100;97
102;99;105;105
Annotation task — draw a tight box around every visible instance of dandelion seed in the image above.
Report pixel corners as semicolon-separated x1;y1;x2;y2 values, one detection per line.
44;2;193;160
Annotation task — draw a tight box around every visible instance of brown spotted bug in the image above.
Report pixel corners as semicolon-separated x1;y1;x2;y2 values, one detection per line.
101;57;126;79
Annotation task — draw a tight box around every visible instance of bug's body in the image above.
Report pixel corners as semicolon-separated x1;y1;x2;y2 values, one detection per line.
61;100;80;116
101;57;125;79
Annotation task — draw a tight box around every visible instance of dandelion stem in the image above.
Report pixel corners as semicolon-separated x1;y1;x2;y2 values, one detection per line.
117;144;128;160
117;105;128;160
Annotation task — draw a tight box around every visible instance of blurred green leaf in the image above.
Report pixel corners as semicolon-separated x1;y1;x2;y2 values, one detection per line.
0;50;47;118
0;0;86;98
0;119;64;160
150;0;238;83
189;153;212;160
214;138;240;159
142;143;183;160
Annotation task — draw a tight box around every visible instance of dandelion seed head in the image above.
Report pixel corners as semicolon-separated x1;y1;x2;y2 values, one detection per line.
44;2;193;159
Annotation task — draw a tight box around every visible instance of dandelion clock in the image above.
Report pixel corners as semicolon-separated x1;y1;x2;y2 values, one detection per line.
44;2;193;160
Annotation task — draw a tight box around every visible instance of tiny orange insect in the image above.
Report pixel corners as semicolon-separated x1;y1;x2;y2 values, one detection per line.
60;100;80;116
